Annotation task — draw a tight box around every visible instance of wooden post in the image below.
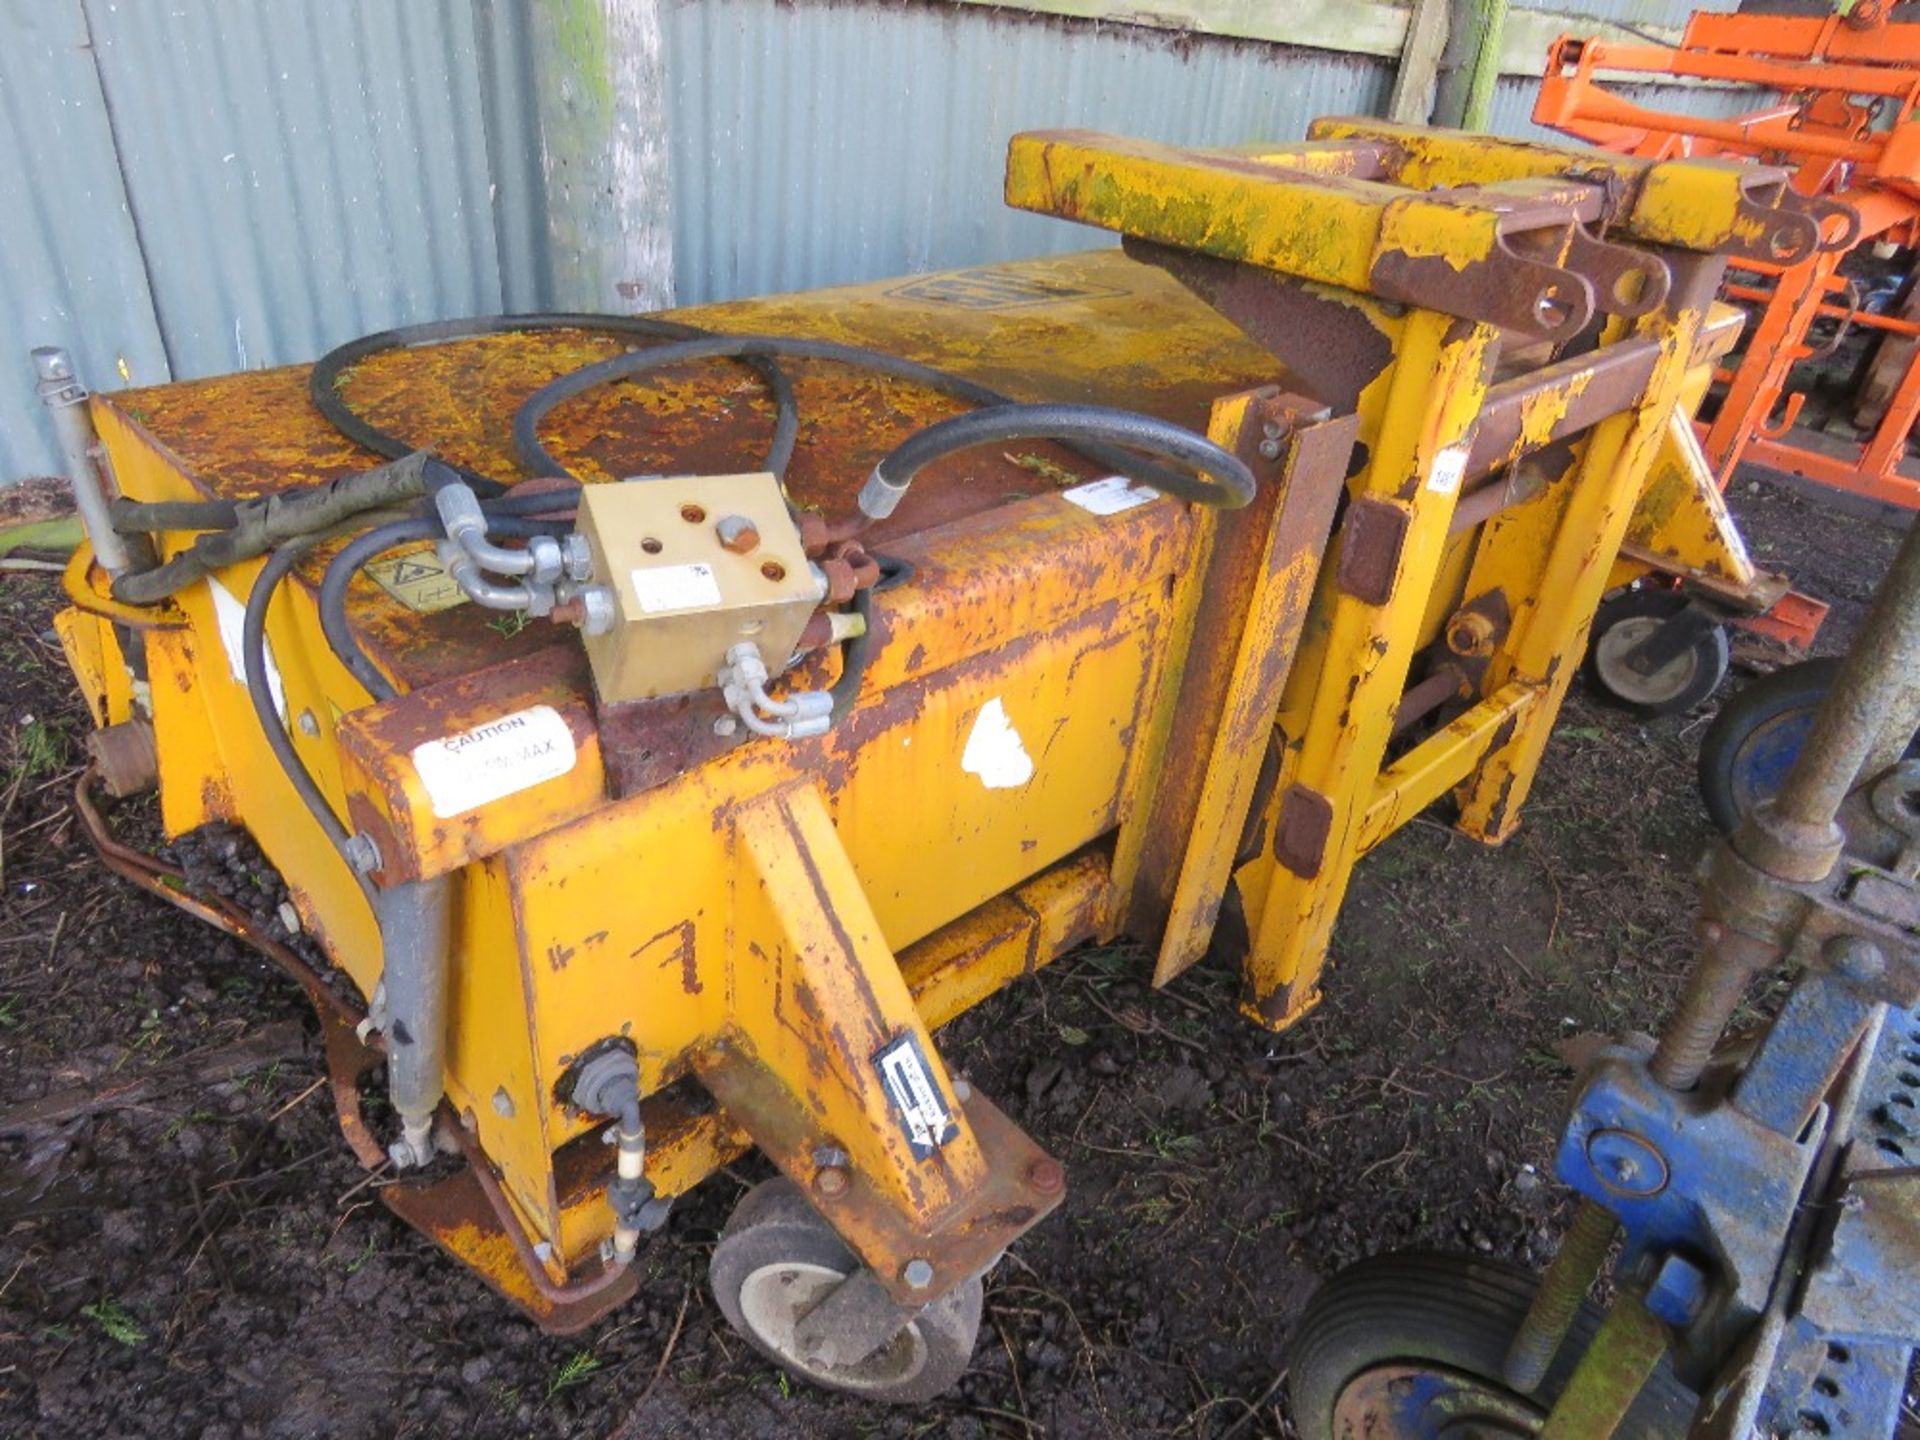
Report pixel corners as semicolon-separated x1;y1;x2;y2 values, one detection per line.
1389;0;1453;125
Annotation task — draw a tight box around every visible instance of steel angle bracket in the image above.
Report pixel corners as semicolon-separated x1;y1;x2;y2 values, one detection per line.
704;782;1063;1306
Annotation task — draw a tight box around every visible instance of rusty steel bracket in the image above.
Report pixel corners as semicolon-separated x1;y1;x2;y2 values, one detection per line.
698;1050;1063;1307
1370;201;1597;344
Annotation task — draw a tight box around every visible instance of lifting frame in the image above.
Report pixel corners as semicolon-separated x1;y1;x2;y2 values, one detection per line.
1537;6;1920;510
52;120;1821;1355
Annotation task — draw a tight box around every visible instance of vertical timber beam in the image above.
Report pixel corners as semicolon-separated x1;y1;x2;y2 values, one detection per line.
526;0;674;310
1238;307;1502;1029
1456;252;1725;840
1390;0;1453;125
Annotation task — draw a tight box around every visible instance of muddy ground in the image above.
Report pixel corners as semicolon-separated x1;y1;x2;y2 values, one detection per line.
0;473;1907;1439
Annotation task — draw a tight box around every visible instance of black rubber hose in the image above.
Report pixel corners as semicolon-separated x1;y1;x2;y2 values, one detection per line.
871;403;1255;510
319;517;442;705
509;334;1194;497
243;536;376;907
308;313;800;484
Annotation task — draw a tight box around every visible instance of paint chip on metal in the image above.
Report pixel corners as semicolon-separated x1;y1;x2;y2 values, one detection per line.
961;697;1034;789
1060;475;1159;516
410;706;577;819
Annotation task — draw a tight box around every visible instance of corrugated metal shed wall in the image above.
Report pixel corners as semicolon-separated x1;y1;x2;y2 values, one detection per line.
0;0;1752;480
0;0;170;483
661;0;1393;304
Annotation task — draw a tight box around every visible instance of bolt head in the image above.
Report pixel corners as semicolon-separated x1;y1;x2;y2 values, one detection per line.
901;1258;935;1290
713;715;739;738
813;1166;850;1198
715;514;761;554
1824;935;1885;984
1258;438;1282;460
1026;1158;1066;1194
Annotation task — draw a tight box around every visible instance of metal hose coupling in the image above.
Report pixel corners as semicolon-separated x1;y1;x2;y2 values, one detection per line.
719;641;834;739
432;474;591;613
568;1046;671;1265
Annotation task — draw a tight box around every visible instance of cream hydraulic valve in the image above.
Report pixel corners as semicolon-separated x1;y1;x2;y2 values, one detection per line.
568;472;828;707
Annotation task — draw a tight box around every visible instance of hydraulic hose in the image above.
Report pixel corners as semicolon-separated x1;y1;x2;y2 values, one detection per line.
318;517;441;705
863;403;1255;515
309;313;800;486
509;334;1196;499
242;532;380;907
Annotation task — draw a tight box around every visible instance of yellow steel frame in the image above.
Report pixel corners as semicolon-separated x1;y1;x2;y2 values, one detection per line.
48;116;1807;1326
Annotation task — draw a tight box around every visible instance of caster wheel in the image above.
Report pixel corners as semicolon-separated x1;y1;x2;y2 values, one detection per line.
1585;589;1730;716
709;1178;984;1403
1697;658;1920;834
1288;1252;1696;1440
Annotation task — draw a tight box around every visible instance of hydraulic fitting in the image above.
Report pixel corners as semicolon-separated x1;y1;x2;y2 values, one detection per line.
568;1045;671;1265
718;641;833;740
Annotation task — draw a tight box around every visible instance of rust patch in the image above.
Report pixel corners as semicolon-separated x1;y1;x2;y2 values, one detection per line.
1273;783;1334;879
633;919;700;997
1336;498;1410;606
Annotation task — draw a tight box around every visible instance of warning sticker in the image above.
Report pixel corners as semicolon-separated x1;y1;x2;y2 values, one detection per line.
1060;475;1158;516
632;562;723;615
410;705;577;819
886;267;1128;311
365;544;468;614
874;1032;960;1159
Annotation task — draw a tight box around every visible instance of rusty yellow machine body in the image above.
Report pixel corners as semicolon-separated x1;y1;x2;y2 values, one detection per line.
51;119;1816;1392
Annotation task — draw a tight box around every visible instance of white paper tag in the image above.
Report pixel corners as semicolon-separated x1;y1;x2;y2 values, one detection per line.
410;706;577;819
1060;475;1159;516
1426;443;1471;496
631;562;723;615
207;576;287;722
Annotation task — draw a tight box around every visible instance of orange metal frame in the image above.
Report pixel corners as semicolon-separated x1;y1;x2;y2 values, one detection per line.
1536;5;1920;509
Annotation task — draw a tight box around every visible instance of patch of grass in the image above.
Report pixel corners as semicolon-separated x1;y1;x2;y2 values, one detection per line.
161;1107;218;1141
545;1349;601;1401
82;1299;147;1346
0;995;19;1029
489;612;530;639
1004;450;1083;488
10;715;66;780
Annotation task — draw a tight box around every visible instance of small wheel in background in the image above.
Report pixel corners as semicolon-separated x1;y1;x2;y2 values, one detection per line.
708;1177;984;1404
1287;1251;1697;1440
1696;657;1920;834
1585;588;1731;716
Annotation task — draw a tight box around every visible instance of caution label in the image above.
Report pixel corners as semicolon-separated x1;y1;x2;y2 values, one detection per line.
874;1032;960;1159
410;705;577;819
365;544;468;614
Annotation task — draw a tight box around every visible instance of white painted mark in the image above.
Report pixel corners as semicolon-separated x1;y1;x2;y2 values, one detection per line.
961;697;1034;790
411;706;577;820
1060;474;1159;516
207;576;286;722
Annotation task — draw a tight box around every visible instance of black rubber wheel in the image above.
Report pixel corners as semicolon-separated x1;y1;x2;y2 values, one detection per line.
709;1178;983;1404
1585;589;1731;716
1697;657;1920;834
1288;1251;1698;1440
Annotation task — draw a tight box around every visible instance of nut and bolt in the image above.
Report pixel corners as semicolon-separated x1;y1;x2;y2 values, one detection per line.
812;1144;851;1197
713;715;739;738
1446;611;1497;658
1257;420;1285;461
900;1258;935;1291
1824;935;1885;985
1026;1158;1066;1194
297;710;320;738
343;832;382;876
715;515;761;554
